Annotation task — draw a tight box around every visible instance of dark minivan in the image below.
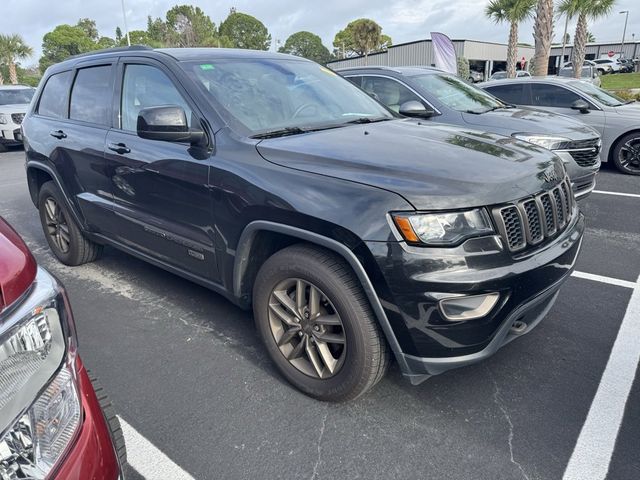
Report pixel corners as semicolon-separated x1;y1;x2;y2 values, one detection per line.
22;47;584;401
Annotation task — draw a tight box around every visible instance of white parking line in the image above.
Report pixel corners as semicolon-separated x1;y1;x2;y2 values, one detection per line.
118;416;195;480
571;270;637;290
563;274;640;480
592;189;640;199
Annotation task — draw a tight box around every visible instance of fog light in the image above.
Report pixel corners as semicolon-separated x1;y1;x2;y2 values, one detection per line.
439;293;500;321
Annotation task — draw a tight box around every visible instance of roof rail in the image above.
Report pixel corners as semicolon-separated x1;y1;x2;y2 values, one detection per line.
332;66;403;73
68;45;152;60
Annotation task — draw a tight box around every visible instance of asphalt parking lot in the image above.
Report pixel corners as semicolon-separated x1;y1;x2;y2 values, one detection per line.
1;148;639;480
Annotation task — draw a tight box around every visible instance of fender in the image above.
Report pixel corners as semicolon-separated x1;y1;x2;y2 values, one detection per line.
26;161;87;230
233;220;410;375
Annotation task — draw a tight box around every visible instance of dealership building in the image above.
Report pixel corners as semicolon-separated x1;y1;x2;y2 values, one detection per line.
327;37;640;78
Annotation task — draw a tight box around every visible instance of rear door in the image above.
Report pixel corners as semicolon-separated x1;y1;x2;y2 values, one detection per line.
104;57;217;281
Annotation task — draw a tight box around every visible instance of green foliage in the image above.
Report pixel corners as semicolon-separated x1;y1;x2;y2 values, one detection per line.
485;0;536;23
278;31;331;64
219;12;271;50
457;56;470;79
164;5;218;47
39;24;96;72
77;18;99;42
332;19;391;58
0;64;40;86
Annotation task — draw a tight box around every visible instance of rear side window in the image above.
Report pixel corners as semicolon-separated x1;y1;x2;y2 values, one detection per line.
70;66;113;126
485;84;526;105
345;76;362;87
530;84;580;108
38;71;73;118
359;76;422;113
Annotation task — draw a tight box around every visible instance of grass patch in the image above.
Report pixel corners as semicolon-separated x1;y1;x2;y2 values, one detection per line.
601;72;640;90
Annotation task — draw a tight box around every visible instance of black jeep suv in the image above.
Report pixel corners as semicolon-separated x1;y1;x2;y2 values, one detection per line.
22;47;584;401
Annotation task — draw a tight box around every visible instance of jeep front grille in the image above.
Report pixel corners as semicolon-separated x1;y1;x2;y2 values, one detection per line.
493;178;574;253
10;113;24;125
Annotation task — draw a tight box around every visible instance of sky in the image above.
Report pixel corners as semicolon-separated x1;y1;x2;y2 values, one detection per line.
2;0;639;67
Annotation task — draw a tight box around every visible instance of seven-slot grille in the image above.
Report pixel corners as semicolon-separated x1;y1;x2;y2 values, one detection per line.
493;178;574;253
10;113;25;124
565;138;601;167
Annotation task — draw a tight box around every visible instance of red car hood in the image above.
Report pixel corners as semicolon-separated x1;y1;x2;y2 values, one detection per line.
0;217;36;311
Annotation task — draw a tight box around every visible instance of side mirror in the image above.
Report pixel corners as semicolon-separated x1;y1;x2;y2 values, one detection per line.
137;105;205;144
399;100;435;119
571;99;590;114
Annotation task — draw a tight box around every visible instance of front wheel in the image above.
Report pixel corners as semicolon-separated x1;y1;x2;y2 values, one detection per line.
253;244;390;402
612;132;640;175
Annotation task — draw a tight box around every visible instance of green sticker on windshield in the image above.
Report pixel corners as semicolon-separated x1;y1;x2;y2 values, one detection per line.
200;64;215;70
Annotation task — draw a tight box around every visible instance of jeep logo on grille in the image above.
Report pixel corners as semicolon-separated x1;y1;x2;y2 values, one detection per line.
541;167;561;184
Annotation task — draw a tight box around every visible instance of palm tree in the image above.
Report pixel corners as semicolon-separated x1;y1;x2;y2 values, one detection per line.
485;0;536;78
0;34;33;84
351;19;382;66
559;0;615;78
532;0;554;76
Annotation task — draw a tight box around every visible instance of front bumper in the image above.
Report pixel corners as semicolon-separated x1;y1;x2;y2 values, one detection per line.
0;126;23;145
366;209;584;382
554;150;600;199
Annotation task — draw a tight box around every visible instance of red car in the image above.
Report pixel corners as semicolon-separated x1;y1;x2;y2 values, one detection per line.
0;217;125;479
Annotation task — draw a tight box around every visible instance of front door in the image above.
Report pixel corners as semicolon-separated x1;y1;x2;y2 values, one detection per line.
104;59;218;281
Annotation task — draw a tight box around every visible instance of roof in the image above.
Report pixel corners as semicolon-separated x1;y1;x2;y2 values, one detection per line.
0;84;34;90
334;65;445;76
479;76;582;86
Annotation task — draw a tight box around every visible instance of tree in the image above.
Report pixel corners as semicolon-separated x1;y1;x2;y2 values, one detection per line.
115;27;123;44
279;31;331;64
332;19;392;59
165;5;217;47
485;0;536;78
218;11;271;50
564;32;571;44
0;34;34;84
559;0;615;78
532;0;554;76
39;24;96;72
77;18;99;42
586;30;596;42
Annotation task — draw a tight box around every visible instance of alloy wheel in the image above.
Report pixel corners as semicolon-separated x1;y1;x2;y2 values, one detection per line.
267;278;346;379
44;197;71;254
618;137;640;174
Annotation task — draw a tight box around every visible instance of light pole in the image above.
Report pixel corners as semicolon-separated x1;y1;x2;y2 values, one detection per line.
121;0;131;46
559;13;570;75
620;10;629;58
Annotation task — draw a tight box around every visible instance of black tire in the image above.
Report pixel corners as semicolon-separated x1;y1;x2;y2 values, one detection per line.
611;132;640;175
88;373;128;470
253;244;390;402
38;181;103;265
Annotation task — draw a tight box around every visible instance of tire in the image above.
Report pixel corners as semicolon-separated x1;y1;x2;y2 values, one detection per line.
38;181;103;265
88;373;128;469
253;244;391;402
611;132;640;175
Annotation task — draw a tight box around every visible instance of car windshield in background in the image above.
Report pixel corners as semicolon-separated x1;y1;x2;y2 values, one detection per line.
183;59;394;135
569;81;625;107
411;73;504;113
491;72;507;79
0;88;35;105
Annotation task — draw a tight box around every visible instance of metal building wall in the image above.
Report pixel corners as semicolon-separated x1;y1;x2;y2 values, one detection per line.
550;42;640;60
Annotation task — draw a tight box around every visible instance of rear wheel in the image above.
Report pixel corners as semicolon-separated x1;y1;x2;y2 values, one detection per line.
253;244;390;402
612;132;640;175
38;181;103;265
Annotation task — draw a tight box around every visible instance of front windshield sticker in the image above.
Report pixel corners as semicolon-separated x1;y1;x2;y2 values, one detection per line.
199;64;215;71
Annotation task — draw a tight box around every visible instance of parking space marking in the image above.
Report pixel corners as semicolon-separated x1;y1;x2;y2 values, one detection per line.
563;274;640;480
592;190;640;199
571;270;637;290
119;416;195;480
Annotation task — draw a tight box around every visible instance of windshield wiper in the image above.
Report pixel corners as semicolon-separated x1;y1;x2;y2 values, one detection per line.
344;116;392;124
251;127;308;139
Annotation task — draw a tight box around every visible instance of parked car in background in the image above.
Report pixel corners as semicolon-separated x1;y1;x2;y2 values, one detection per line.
565;60;610;76
22;46;585;401
468;70;484;83
489;70;531;80
618;58;634;73
339;66;601;198
0;85;35;147
0;217;125;479
593;58;622;73
482;77;640;175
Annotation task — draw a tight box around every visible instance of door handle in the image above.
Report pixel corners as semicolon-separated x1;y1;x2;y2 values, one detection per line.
49;130;67;139
108;142;131;155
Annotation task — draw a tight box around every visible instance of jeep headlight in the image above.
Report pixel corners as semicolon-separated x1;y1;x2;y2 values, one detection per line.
0;271;81;480
0;114;8;125
512;133;571;150
392;209;494;246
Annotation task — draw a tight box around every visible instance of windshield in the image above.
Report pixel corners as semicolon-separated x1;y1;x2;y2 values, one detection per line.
491;72;507;79
411;73;504;113
183;59;393;135
0;88;35;106
569;81;626;107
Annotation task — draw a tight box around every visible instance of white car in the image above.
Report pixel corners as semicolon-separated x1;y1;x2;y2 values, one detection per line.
489;70;531;81
0;85;35;147
593;58;622;73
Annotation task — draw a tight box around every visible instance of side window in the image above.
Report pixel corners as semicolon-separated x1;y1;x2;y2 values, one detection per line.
121;64;192;132
37;71;73;119
485;84;526;105
70;66;113;125
360;76;422;113
345;76;362;87
530;84;580;108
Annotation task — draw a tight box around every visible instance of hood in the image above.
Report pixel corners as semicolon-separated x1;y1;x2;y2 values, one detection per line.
0;217;37;312
0;103;29;113
462;107;598;141
614;102;640;116
256;119;566;210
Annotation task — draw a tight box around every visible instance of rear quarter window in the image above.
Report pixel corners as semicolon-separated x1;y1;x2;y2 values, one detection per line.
69;65;113;126
37;71;73;118
485;84;526;105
